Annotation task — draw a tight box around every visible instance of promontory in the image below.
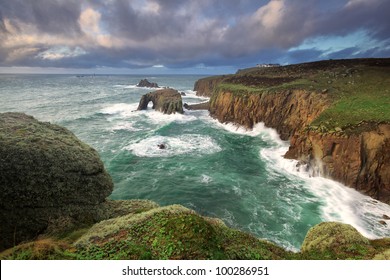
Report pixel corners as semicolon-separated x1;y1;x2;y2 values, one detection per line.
194;58;390;204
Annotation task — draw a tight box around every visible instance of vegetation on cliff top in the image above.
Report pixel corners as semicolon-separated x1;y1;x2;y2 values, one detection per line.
213;58;390;132
1;201;389;260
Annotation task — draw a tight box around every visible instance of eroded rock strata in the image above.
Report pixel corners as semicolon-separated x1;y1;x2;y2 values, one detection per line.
137;88;183;114
193;76;227;97
201;58;390;203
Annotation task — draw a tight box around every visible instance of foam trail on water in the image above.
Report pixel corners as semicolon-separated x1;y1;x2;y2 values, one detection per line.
124;134;222;158
100;103;198;125
100;103;138;117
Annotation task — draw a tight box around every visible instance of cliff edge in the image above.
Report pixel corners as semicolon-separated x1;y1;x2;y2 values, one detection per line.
198;58;390;203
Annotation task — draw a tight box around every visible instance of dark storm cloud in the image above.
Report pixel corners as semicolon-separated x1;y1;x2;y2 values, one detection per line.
0;0;82;35
0;0;389;71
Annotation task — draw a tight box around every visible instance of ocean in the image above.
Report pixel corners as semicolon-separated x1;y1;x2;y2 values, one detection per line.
1;74;390;251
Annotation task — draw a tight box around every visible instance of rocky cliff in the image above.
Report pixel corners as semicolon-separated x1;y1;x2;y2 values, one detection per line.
285;123;390;202
193;76;227;97
203;58;390;203
137;88;183;114
0;113;114;250
1;112;389;259
210;89;330;140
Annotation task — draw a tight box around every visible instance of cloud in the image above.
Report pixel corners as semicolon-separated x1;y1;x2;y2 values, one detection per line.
0;0;389;71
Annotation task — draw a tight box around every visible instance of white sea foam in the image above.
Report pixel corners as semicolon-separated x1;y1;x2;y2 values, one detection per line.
214;119;390;239
124;134;222;157
100;103;138;117
141;110;198;125
257;125;390;239
100;103;198;125
111;121;142;132
182;90;210;101
113;84;138;89
201;174;212;184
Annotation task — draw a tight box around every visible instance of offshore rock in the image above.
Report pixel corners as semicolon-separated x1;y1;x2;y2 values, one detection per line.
184;102;209;111
137;79;159;88
0;113;114;250
137;88;184;114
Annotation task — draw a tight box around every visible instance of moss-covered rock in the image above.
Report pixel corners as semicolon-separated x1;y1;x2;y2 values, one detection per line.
74;204;290;260
0;112;114;250
301;222;369;252
137;89;183;114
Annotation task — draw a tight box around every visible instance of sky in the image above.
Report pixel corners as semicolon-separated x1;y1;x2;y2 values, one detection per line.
0;0;389;74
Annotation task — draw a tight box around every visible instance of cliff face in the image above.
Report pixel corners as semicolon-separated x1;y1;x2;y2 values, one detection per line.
209;90;330;140
285;124;390;203
193;76;227;97
203;58;390;203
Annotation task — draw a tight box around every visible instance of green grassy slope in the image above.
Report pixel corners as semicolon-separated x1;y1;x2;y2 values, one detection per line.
215;58;390;131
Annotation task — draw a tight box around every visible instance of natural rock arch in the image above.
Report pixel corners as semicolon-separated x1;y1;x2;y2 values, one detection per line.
137;88;184;114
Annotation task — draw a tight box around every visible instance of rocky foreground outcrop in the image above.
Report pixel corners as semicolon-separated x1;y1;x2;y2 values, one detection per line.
0;113;114;250
137;88;184;114
202;58;390;203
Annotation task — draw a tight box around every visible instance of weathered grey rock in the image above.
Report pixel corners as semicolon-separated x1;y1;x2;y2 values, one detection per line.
0;113;114;250
137;79;159;88
137;88;184;114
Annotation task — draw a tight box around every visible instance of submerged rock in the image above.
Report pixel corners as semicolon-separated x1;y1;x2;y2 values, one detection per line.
137;88;184;114
137;79;159;88
0;113;114;250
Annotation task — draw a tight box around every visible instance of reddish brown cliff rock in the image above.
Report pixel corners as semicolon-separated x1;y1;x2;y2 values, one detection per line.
285;124;390;203
206;86;389;204
209;90;330;140
194;76;227;97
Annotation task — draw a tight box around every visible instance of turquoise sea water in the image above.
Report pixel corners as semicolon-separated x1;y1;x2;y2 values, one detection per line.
1;74;390;251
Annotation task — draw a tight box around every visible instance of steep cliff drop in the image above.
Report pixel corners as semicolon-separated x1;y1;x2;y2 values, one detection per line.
199;58;390;204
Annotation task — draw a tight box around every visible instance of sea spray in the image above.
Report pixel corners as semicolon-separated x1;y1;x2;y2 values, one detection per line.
1;74;389;252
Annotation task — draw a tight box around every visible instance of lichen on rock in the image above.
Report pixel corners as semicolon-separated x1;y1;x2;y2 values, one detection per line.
0;112;114;250
301;222;369;253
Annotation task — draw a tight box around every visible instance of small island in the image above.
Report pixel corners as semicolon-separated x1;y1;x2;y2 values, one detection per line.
137;79;159;88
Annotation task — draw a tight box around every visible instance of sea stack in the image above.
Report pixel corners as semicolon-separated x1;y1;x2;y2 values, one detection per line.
137;79;159;88
137;88;184;114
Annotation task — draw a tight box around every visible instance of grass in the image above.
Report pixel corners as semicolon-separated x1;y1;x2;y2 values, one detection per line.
310;67;390;130
212;59;390;132
1;203;389;260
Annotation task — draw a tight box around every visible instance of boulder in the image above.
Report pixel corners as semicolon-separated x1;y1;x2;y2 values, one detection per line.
301;222;369;253
137;88;184;114
0;113;114;250
137;79;159;88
